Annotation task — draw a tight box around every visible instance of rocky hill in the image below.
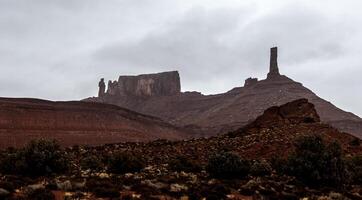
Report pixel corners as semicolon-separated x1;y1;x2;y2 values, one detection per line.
109;99;362;165
1;99;360;200
0;98;190;148
86;47;362;138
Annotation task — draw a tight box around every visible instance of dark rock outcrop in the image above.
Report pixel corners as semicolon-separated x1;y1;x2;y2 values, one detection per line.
249;99;320;128
244;77;258;87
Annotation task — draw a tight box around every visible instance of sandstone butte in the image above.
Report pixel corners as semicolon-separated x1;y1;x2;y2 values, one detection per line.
86;47;362;139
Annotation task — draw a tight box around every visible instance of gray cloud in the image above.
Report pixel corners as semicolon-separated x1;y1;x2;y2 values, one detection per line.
0;0;361;116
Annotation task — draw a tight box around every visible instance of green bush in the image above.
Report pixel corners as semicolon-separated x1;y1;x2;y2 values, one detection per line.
286;135;346;188
93;187;120;198
250;160;272;176
168;156;202;173
206;152;250;179
107;151;145;174
346;155;362;184
349;138;361;146
0;139;68;176
80;155;104;172
270;156;287;175
86;177;120;198
201;185;231;200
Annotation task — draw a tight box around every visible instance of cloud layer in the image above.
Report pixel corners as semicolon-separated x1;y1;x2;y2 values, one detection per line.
0;0;361;116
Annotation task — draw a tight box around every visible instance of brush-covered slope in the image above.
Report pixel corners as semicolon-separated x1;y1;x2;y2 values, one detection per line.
0;97;189;148
101;99;362;164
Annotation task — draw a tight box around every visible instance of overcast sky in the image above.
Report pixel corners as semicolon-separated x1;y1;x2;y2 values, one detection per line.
0;0;361;117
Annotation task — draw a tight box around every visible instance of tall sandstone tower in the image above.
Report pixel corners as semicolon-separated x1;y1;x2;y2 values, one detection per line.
267;47;280;79
98;78;106;97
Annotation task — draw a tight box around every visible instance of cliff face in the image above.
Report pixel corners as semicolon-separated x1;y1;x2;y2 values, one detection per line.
102;71;181;97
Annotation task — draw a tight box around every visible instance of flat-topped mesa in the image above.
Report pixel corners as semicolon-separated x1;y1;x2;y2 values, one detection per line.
104;71;181;97
267;47;281;79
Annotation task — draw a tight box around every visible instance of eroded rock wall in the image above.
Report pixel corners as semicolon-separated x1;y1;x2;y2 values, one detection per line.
105;71;181;97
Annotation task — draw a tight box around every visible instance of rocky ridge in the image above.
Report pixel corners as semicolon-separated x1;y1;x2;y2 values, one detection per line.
86;47;362;138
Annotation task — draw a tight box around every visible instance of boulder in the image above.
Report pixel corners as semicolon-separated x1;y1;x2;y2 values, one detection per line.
249;99;320;128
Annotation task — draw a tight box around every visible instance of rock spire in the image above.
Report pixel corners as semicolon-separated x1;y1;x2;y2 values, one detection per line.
98;78;105;97
267;47;280;79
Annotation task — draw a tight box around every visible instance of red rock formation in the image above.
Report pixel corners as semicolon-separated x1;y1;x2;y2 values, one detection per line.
98;78;106;97
113;99;362;164
103;71;181;98
244;77;258;87
0;98;190;148
248;98;320;128
86;47;362;138
267;47;280;79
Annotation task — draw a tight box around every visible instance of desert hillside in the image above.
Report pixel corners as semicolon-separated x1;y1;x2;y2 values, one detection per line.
0;97;190;148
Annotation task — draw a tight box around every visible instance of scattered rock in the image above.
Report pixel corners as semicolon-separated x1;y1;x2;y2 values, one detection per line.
170;184;188;192
0;188;10;197
141;180;168;190
26;183;45;191
72;180;86;190
97;172;110;179
56;180;72;191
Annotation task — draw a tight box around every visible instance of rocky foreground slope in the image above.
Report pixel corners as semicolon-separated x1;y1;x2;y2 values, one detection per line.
0;98;189;148
1;99;361;200
86;47;362;138
106;99;362;164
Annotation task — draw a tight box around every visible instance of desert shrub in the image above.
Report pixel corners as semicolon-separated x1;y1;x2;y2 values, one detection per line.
80;155;104;172
201;185;231;200
0;140;68;176
0;152;21;175
345;155;362;184
349;138;361;146
21;140;68;176
107;151;145;174
270;156;287;175
26;188;55;200
285;135;346;188
93;187;120;198
188;184;230;200
250;160;272;176
206;152;250;179
86;177;120;198
168;156;202;173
